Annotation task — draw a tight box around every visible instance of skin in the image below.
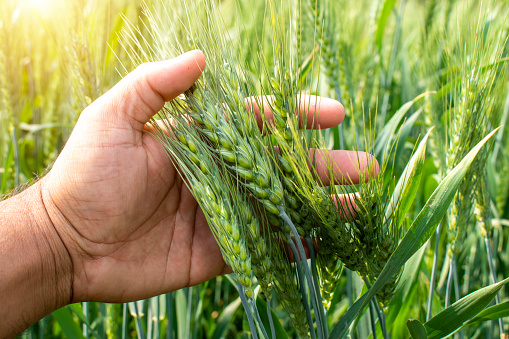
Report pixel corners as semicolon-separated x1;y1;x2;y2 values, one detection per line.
0;50;376;338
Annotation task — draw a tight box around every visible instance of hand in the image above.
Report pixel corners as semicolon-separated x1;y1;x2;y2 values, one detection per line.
0;49;379;338
38;50;374;304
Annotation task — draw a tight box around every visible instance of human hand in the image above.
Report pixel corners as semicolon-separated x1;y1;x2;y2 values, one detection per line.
36;50;374;304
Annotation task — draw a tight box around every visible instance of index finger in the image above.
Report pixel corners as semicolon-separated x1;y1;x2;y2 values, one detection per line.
247;95;345;130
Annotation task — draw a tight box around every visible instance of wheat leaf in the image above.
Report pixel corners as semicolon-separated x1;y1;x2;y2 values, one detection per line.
212;297;242;339
374;93;428;160
425;278;509;339
52;307;86;339
375;0;397;52
459;301;509;330
385;128;432;228
407;319;427;339
255;297;289;339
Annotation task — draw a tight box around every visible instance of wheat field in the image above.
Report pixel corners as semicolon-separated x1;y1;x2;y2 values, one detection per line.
2;0;509;338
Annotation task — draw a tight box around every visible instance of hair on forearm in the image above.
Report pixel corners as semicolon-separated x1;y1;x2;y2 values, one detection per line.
1;161;53;201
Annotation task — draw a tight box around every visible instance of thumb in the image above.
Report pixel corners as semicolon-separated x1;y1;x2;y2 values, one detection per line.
90;50;205;130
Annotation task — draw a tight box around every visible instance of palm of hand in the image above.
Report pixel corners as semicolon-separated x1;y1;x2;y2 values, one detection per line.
48;109;226;303
40;53;227;303
43;95;227;303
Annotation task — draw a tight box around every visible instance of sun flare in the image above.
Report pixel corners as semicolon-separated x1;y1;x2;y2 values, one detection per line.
20;0;61;17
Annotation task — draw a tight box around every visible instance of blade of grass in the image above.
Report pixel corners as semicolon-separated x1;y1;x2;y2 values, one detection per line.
425;277;509;339
52;307;86;339
386;246;426;336
375;0;397;52
211;296;242;339
122;303;128;339
175;290;187;339
459;301;509;330
407;319;427;339
374;93;429;161
255;298;287;339
165;293;174;339
238;283;259;339
484;236;505;335
427;220;443;321
0;142;13;193
385;128;431;227
68;304;94;330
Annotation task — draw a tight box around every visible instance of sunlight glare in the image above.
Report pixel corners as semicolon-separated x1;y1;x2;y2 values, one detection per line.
20;0;61;18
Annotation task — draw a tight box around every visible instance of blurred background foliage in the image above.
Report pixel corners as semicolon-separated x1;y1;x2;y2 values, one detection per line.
2;0;509;338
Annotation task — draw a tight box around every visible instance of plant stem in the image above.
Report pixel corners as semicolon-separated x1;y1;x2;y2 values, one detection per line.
427;221;443;321
251;298;270;339
369;302;378;339
380;0;406;125
347;268;353;306
280;208;324;339
215;276;222;308
83;302;89;339
363;278;388;339
122;303;128;339
39;316;46;338
186;287;193;339
267;299;276;339
166;293;174;339
238;283;259;339
11;129;19;187
453;260;463;339
133;302;146;339
147;301;153;339
485;236;505;336
453;259;460;303
445;253;455;308
154;297;160;339
306;237;328;337
287;237;317;339
492;86;509;164
374;302;388;339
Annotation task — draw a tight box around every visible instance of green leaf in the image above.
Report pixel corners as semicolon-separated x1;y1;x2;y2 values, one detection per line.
407;319;427;339
1;142;14;193
385;246;426;337
329;127;500;339
255;297;289;339
385;129;431;229
390;109;421;165
487;158;497;204
175;289;187;339
212;296;242;339
52;306;86;339
68;303;93;328
460;301;509;330
297;46;318;87
375;0;397;51
425;278;509;339
375;93;428;160
68;303;103;338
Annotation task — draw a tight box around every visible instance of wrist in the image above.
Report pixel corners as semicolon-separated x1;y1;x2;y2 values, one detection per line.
32;178;74;308
0;178;73;337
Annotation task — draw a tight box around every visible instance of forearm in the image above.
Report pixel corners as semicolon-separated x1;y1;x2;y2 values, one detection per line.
0;180;72;338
